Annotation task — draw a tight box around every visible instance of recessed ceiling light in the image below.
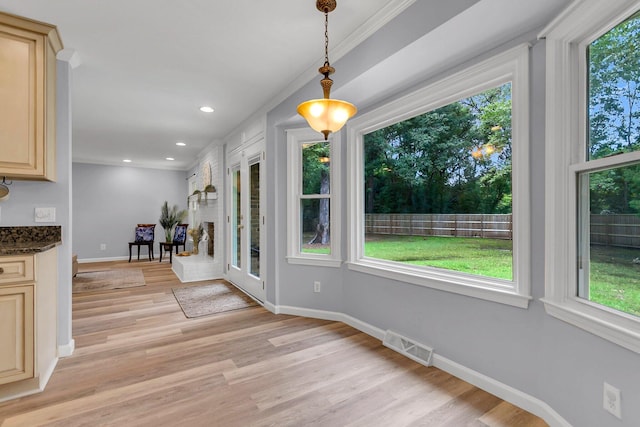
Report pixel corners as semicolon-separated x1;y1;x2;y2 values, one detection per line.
199;106;214;113
123;159;132;163
166;157;175;161
176;142;186;146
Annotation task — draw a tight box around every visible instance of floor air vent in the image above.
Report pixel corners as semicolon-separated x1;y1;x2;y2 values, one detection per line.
383;330;433;367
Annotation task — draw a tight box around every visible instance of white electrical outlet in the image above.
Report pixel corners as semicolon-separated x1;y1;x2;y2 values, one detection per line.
100;243;107;251
603;382;622;419
314;281;321;293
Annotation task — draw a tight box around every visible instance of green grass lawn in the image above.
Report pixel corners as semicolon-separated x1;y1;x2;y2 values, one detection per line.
589;245;640;316
364;234;513;280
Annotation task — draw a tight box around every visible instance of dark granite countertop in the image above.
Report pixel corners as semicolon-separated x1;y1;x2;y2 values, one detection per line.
0;226;62;256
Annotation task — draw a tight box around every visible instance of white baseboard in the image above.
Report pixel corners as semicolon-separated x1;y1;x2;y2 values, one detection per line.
271;305;386;341
39;357;59;390
431;355;571;427
58;339;75;357
266;303;570;427
78;256;129;263
264;300;277;313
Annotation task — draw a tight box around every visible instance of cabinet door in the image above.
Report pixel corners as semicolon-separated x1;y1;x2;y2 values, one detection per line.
0;12;61;182
0;285;34;385
0;24;45;179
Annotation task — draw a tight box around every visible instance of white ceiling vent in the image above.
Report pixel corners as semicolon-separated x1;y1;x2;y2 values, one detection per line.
383;330;433;367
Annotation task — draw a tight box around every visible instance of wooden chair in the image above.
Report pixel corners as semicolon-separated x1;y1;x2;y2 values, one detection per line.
173;224;188;253
128;224;155;262
158;224;188;263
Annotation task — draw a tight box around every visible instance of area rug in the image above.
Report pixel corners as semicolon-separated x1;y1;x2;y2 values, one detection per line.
73;268;146;293
172;282;258;318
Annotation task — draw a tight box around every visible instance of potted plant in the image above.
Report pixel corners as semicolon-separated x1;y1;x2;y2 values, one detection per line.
159;201;188;242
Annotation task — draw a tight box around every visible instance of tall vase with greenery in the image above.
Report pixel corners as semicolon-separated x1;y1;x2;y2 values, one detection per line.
159;201;188;242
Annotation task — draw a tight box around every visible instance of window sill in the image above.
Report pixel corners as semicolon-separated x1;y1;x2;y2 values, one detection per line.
286;256;342;268
541;298;640;354
348;258;531;308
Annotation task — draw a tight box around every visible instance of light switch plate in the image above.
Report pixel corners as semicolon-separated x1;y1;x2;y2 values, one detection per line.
35;207;56;223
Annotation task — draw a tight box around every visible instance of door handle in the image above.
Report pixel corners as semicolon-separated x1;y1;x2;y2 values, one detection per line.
238;225;244;229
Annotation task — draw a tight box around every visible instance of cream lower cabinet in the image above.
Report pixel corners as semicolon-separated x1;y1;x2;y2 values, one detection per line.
0;285;34;385
0;249;58;401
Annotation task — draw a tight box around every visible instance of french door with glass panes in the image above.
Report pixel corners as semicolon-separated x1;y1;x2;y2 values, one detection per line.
227;143;265;301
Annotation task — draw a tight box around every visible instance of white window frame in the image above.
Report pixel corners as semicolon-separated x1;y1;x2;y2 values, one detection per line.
286;128;342;267
346;44;531;308
541;0;640;354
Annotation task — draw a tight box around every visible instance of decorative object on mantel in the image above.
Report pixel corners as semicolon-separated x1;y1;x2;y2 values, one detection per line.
187;223;204;254
188;187;217;208
203;184;216;203
0;177;11;202
202;162;212;187
159;201;187;242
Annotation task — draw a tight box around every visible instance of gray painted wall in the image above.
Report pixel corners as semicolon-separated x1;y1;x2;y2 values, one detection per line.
0;60;74;349
262;3;640;426
72;163;188;260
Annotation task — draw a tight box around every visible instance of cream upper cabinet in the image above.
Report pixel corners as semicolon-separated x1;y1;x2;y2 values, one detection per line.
0;12;62;181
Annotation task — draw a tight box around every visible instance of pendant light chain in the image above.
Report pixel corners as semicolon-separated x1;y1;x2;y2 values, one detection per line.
324;10;330;67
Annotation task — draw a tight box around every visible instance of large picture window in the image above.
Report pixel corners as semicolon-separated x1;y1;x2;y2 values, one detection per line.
543;0;640;353
347;45;530;308
364;83;513;280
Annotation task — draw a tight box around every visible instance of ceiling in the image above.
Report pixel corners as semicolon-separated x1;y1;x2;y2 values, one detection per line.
1;0;570;171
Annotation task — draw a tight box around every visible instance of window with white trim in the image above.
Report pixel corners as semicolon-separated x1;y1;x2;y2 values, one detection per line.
542;0;640;353
346;45;531;308
286;128;342;267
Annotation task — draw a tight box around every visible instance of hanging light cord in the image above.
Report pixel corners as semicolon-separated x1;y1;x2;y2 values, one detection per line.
324;9;330;67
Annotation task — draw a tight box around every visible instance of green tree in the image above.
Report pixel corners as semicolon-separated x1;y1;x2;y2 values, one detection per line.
302;142;331;244
364;82;513;215
588;11;640;214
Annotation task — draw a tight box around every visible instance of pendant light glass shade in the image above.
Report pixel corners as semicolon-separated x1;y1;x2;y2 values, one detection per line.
297;98;357;139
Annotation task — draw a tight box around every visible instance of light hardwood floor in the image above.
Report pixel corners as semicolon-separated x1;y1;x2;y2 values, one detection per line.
0;260;547;426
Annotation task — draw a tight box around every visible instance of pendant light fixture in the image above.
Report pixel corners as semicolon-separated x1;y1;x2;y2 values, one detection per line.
297;0;357;140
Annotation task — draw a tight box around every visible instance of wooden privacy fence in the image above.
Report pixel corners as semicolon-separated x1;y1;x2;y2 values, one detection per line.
365;213;640;248
590;214;640;248
365;214;513;240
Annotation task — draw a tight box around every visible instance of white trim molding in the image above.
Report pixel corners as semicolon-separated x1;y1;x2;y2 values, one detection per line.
346;44;531;308
541;0;640;354
58;339;75;358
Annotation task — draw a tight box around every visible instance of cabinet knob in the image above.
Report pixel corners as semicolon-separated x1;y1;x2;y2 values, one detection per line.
0;267;3;274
